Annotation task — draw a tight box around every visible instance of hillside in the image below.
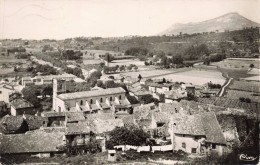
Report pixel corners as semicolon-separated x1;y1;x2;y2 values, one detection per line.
160;12;260;35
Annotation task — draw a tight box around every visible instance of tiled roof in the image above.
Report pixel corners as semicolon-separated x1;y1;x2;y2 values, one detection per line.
65;112;85;122
93;119;124;134
116;115;134;125
58;87;126;100
200;112;226;144
66;121;91;135
41;111;66;117
172;114;205;136
0;132;65;154
153;112;170;123
10;99;34;109
85;113;114;121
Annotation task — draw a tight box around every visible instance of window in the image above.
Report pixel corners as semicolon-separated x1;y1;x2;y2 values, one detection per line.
110;97;112;101
182;143;186;149
175;108;178;113
119;95;122;100
192;148;196;153
100;98;103;103
90;99;93;104
58;106;61;112
212;144;216;149
80;100;83;105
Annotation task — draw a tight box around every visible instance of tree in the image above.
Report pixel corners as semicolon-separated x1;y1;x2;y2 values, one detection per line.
21;85;40;107
119;65;125;72
138;74;142;81
42;85;53;98
106;126;150;149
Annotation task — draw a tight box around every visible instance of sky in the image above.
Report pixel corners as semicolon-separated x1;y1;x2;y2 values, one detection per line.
0;0;259;40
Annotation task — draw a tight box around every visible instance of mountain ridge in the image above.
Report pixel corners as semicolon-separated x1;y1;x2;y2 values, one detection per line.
159;12;260;36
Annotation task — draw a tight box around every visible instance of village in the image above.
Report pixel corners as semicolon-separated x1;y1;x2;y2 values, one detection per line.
0;1;259;164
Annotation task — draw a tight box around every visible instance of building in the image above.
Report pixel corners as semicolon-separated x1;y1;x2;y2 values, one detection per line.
0;132;65;158
148;83;173;94
170;112;226;156
10;99;35;116
21;73;84;86
53;79;131;114
0;83;20;103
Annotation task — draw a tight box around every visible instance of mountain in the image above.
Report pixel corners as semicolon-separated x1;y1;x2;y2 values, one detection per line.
159;12;260;35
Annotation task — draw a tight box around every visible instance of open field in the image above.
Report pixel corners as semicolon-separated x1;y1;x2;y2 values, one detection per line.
211;58;259;70
119;68;189;79
0;68;14;75
83;59;102;65
109;59;145;67
152;69;226;86
227;89;260;103
229;80;260;93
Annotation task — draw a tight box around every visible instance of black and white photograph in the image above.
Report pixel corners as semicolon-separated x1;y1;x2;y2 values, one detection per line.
0;0;259;164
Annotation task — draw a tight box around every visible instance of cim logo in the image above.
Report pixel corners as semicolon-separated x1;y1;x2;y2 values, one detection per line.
239;153;258;162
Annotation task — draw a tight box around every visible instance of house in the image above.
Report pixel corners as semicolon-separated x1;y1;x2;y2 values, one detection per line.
164;89;187;103
0;132;65;158
53;79;131;114
200;89;219;98
21;73;82;86
0;115;29;134
41;111;66;127
170;112;226;156
65;121;92;147
10;99;35;116
0;83;19;103
148;83;173;94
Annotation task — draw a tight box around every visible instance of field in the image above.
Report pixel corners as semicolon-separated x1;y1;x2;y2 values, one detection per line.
0;68;14;75
227;90;260;103
211;58;260;70
229;81;260;93
152;69;226;86
109;59;145;67
119;68;189;79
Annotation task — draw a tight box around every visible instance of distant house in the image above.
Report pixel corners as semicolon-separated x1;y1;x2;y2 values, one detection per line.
164;89;187;103
0;83;19;103
10;99;35;116
148;83;173;94
200;89;219;98
0;132;65;158
170;112;226;156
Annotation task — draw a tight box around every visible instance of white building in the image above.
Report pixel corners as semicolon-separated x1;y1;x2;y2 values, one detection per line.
52;79;131;114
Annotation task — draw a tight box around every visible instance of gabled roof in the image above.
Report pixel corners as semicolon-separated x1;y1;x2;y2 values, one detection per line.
58;87;126;100
172;114;205;136
10;99;34;109
0;132;65;154
200;112;226;144
41;111;66;117
85;113;114;121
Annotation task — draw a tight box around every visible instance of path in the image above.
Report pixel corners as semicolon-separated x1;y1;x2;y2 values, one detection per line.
218;77;233;97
